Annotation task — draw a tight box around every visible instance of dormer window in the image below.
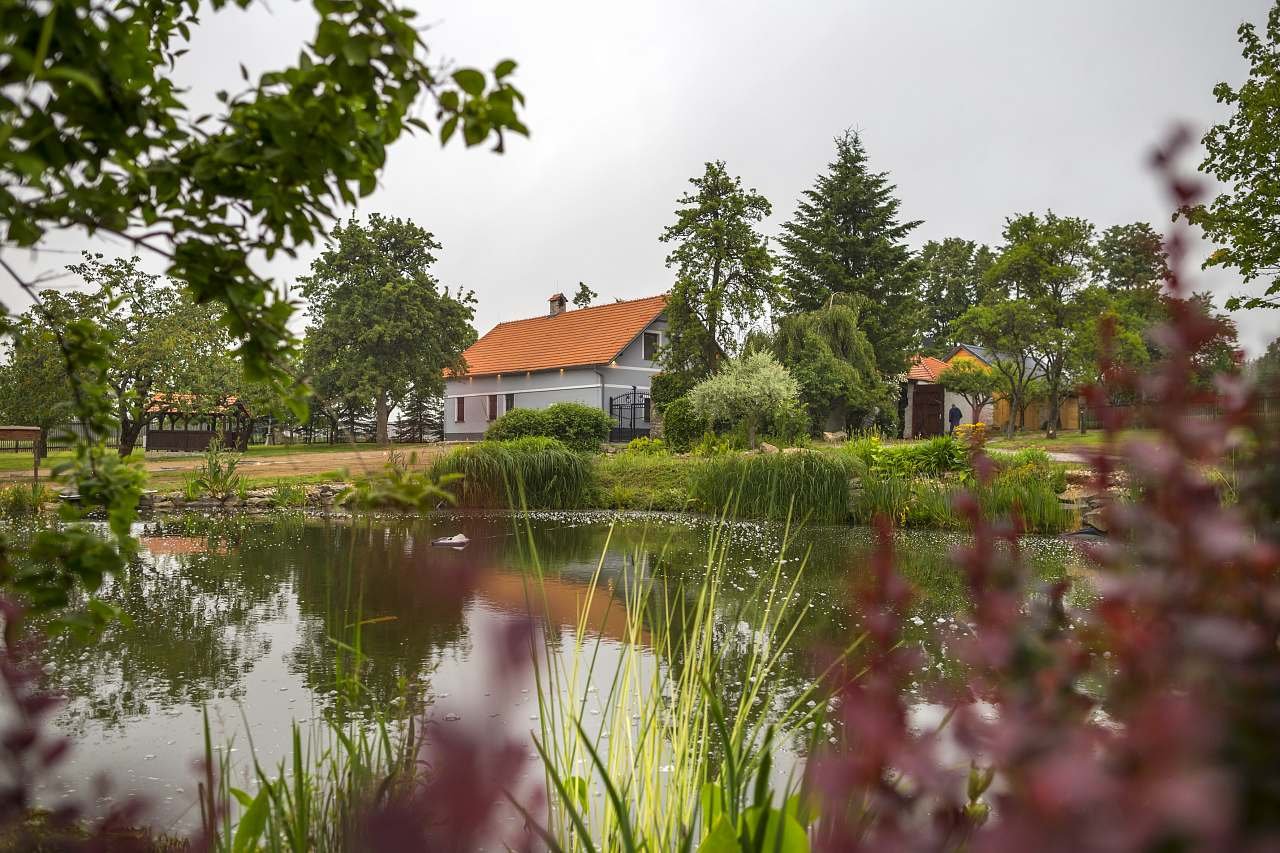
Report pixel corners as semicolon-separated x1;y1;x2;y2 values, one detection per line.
642;331;660;361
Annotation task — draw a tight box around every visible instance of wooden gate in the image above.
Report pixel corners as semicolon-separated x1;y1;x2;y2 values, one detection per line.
911;385;945;437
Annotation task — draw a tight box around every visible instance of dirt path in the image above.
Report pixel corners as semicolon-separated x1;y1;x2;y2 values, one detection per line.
2;444;453;484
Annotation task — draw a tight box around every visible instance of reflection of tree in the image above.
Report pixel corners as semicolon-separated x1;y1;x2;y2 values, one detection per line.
43;516;303;732
286;516;483;713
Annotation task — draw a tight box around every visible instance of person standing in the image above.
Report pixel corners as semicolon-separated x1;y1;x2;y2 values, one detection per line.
948;403;963;435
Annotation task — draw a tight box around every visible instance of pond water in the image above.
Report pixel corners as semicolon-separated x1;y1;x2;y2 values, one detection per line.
29;511;1080;834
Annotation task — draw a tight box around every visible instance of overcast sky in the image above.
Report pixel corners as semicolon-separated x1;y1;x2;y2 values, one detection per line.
4;0;1276;354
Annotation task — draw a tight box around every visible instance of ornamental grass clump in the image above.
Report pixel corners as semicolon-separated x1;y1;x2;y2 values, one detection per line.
430;437;592;509
689;451;852;524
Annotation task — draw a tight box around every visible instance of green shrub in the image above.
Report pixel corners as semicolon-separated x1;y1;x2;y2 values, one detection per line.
430;437;592;509
484;407;551;443
543;402;613;452
689;451;852;523
342;451;457;510
840;435;968;478
624;436;667;455
691;431;735;457
660;396;703;453
650;370;697;412
850;476;915;526
893;436;968;477
0;482;49;516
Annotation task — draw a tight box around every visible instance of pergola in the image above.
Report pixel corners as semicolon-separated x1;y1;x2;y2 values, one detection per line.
145;394;254;452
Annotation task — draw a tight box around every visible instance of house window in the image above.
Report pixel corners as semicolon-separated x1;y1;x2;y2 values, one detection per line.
488;394;498;421
643;331;660;361
505;393;515;412
455;397;465;423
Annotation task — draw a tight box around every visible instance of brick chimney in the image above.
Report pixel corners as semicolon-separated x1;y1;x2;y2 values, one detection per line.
548;292;568;316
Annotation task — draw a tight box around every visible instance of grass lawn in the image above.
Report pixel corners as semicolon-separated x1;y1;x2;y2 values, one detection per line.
985;428;1155;453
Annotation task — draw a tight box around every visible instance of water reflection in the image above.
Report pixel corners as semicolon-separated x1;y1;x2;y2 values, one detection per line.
31;511;1078;829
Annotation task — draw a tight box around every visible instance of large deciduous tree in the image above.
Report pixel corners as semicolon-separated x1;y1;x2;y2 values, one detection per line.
0;315;74;458
1186;2;1280;310
918;238;995;355
955;300;1044;439
299;215;476;445
778;130;924;375
659;160;776;374
985;212;1096;437
769;295;892;434
61;254;231;457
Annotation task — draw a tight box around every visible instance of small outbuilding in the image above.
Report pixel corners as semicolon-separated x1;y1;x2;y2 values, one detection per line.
144;394;254;452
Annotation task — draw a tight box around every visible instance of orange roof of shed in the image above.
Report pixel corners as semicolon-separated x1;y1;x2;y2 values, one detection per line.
453;294;667;378
907;355;950;383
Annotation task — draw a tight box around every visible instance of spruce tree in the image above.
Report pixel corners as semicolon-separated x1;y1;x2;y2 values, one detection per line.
778;130;924;374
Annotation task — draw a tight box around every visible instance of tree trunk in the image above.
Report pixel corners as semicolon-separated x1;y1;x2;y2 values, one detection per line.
118;418;145;457
1046;381;1060;439
375;390;391;445
1006;392;1019;439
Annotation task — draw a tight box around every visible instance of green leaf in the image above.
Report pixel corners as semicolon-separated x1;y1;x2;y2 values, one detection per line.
744;805;809;853
451;68;485;96
439;116;458;145
232;786;270;853
494;59;517;79
696;816;740;853
315;20;344;57
43;66;104;99
566;774;591;815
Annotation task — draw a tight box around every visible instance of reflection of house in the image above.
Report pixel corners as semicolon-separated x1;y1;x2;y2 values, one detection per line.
902;345;1079;438
145;394;254;452
444;294;669;442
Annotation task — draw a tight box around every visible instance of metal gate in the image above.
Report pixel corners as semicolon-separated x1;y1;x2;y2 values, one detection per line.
608;388;651;442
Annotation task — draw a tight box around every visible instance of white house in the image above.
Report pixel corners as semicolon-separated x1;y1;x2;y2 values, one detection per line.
443;293;668;441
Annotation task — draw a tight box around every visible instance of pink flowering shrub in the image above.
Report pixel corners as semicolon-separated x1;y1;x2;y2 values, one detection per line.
811;128;1280;851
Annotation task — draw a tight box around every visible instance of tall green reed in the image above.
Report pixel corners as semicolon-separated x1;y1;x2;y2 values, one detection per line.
523;509;856;851
689;452;852;524
430;437;592;509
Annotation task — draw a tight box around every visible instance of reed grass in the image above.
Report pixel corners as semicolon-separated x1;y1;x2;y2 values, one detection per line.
524;512;849;851
689;452;852;524
429;437;592;509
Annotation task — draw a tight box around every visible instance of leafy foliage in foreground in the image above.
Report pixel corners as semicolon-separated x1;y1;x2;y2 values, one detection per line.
0;0;526;633
1186;1;1280;310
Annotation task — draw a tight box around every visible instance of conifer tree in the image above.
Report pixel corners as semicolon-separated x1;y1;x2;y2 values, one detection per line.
659;160;776;375
778;130;924;375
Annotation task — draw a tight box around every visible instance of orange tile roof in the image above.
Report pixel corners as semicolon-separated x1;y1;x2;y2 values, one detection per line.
906;355;950;383
453;294;667;378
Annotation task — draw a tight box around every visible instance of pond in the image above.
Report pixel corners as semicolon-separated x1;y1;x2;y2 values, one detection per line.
30;511;1081;834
